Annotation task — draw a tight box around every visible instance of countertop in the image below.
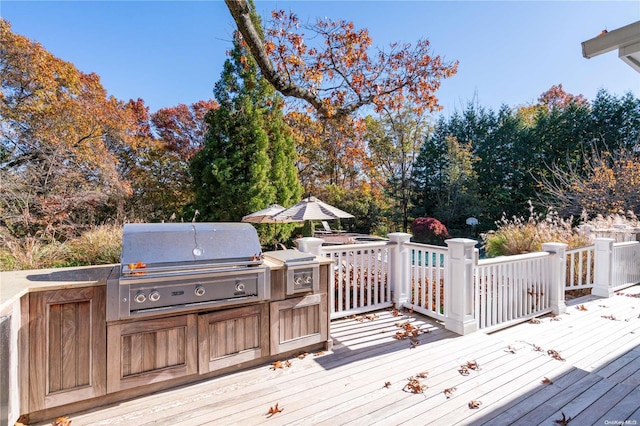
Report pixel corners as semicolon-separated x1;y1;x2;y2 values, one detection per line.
0;256;333;316
0;264;117;315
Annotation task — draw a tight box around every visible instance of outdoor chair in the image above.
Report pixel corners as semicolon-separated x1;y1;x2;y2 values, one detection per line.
321;221;346;234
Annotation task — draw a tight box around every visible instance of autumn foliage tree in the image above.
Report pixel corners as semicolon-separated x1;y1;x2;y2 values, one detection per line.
224;0;458;119
540;149;640;216
0;19;135;240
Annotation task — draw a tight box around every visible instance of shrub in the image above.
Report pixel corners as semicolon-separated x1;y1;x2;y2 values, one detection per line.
0;224;122;270
410;217;450;245
57;224;122;267
482;203;591;257
0;235;68;270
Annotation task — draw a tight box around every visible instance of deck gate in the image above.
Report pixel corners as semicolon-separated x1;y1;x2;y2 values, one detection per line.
320;242;393;319
405;242;447;321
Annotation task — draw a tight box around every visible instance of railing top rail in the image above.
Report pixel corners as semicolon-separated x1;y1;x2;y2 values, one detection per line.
319;241;394;254
566;245;595;254
613;240;640;249
477;251;551;266
405;241;448;251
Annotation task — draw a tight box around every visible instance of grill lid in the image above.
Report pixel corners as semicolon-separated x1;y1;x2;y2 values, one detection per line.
120;222;263;274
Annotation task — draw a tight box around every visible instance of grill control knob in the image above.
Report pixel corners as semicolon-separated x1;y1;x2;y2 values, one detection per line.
134;292;146;303
235;282;245;292
194;286;206;297
149;290;161;302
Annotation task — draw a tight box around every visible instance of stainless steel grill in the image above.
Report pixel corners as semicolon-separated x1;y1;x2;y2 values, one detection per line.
107;223;270;321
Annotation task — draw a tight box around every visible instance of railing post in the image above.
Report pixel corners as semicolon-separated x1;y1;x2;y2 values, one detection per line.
542;242;568;315
296;237;325;256
593;238;615;298
444;238;478;335
388;232;412;308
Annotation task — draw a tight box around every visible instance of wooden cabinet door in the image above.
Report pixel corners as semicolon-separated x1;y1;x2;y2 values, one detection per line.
107;315;197;393
270;294;328;355
29;287;106;411
198;304;269;374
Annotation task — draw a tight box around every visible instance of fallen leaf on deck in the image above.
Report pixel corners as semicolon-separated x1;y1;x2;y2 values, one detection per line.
547;349;565;361
443;387;457;398
285;360;292;367
391;308;401;317
505;345;517;354
554;411;572;425
541;377;553;384
533;344;544;352
383;381;392;388
403;376;427;393
297;352;308;359
576;304;588;311
468;400;482;409
601;314;617;321
550;316;562;321
529;318;541;324
314;351;325;356
458;365;470;376
271;361;285;369
267;403;284;417
466;360;481;370
416;371;429;378
51;417;71;426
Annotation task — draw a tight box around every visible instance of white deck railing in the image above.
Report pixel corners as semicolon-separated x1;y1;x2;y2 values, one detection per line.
566;245;595;290
474;252;553;331
612;241;640;289
405;242;447;321
298;235;640;334
319;242;393;319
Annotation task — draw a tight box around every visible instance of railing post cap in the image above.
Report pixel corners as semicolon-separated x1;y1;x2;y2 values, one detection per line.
295;237;325;254
445;238;478;247
594;237;616;243
388;232;412;243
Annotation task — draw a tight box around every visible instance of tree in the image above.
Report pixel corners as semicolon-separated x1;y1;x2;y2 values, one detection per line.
540;148;640;216
287;112;370;194
433;136;481;228
224;0;458;119
0;19;135;239
191;2;301;244
589;89;640;153
151;100;218;160
365;107;427;232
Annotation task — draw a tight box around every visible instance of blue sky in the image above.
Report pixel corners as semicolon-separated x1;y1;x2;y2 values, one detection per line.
2;1;639;117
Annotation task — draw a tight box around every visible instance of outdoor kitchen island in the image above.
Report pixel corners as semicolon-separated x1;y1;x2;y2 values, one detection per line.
0;224;333;426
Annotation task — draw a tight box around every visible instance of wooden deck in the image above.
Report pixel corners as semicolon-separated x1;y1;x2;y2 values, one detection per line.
38;285;640;426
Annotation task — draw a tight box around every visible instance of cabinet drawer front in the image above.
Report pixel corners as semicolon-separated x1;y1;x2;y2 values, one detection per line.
198;304;269;373
29;287;106;411
270;294;328;355
107;315;197;392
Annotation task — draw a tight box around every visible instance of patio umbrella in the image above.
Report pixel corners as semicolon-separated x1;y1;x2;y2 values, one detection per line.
270;196;354;221
242;204;295;224
242;204;303;248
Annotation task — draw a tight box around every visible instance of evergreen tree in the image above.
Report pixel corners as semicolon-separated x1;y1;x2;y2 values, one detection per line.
190;1;301;243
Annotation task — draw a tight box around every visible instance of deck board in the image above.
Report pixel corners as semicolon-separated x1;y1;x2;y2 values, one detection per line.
33;285;640;426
